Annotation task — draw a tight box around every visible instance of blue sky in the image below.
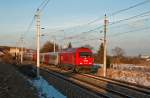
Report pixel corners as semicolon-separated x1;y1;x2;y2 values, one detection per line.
0;0;150;56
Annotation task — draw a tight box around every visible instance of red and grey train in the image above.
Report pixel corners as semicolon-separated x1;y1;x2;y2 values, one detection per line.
24;47;94;72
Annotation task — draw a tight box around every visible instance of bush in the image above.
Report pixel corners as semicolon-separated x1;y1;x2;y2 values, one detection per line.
2;53;13;64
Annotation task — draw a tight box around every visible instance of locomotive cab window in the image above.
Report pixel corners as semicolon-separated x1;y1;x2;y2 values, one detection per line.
79;52;92;58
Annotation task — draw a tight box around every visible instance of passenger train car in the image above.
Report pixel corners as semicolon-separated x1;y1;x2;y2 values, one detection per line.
24;47;94;72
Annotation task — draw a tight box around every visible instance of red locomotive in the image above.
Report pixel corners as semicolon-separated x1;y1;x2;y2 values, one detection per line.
59;47;94;72
24;47;94;72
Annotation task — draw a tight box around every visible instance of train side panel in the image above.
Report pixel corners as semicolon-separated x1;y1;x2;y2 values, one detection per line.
59;47;94;69
59;52;75;66
44;53;50;64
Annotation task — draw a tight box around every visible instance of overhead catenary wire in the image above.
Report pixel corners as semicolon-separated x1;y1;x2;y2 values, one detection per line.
64;16;150;44
109;26;150;37
61;0;150;41
17;0;51;46
109;15;150;29
110;0;150;16
14;0;150;50
71;37;100;44
68;26;150;44
16;16;36;52
109;10;150;25
25;0;50;35
13;0;51;65
37;0;49;10
24;0;50;36
81;0;150;26
23;16;35;38
38;0;50;13
46;0;150;35
23;0;150;43
64;10;150;40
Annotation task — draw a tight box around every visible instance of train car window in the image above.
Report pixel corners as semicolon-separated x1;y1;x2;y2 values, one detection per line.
79;52;91;58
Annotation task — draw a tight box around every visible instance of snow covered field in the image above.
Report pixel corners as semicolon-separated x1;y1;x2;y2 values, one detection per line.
96;63;150;87
29;76;66;98
107;64;150;87
112;64;150;73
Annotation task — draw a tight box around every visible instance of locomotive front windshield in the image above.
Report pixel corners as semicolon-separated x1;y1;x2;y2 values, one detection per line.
79;52;92;58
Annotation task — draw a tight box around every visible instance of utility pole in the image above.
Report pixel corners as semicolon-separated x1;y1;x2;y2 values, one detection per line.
103;14;108;77
15;43;18;60
54;41;55;53
20;37;23;64
35;9;40;78
53;36;56;53
64;31;67;48
15;41;19;63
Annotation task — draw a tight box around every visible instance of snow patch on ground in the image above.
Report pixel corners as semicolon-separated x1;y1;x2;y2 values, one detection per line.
97;64;150;87
29;76;66;98
107;68;150;87
112;64;150;72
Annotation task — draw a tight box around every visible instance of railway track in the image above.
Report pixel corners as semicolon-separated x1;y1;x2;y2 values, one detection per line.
41;66;149;98
41;68;128;98
84;74;150;94
22;62;150;98
71;73;150;98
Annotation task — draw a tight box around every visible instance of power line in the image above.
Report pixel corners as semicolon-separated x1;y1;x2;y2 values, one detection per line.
38;0;50;13
24;0;50;37
50;0;150;33
82;0;150;26
70;0;150;33
109;15;150;29
17;0;150;49
24;0;50;34
63;27;101;40
37;0;150;41
70;37;99;44
37;0;49;10
68;26;150;44
109;10;150;25
65;10;150;40
109;26;150;37
23;16;35;38
110;0;150;16
19;0;51;43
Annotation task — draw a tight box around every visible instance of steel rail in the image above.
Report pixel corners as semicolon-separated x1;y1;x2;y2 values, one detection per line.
83;74;150;94
41;68;110;98
41;68;130;98
75;73;150;98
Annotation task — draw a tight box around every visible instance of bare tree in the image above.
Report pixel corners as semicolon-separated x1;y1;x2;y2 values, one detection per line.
40;41;58;53
97;43;104;63
112;47;125;57
111;47;125;67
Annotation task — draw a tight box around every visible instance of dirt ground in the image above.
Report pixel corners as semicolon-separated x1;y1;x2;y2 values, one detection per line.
0;62;39;98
